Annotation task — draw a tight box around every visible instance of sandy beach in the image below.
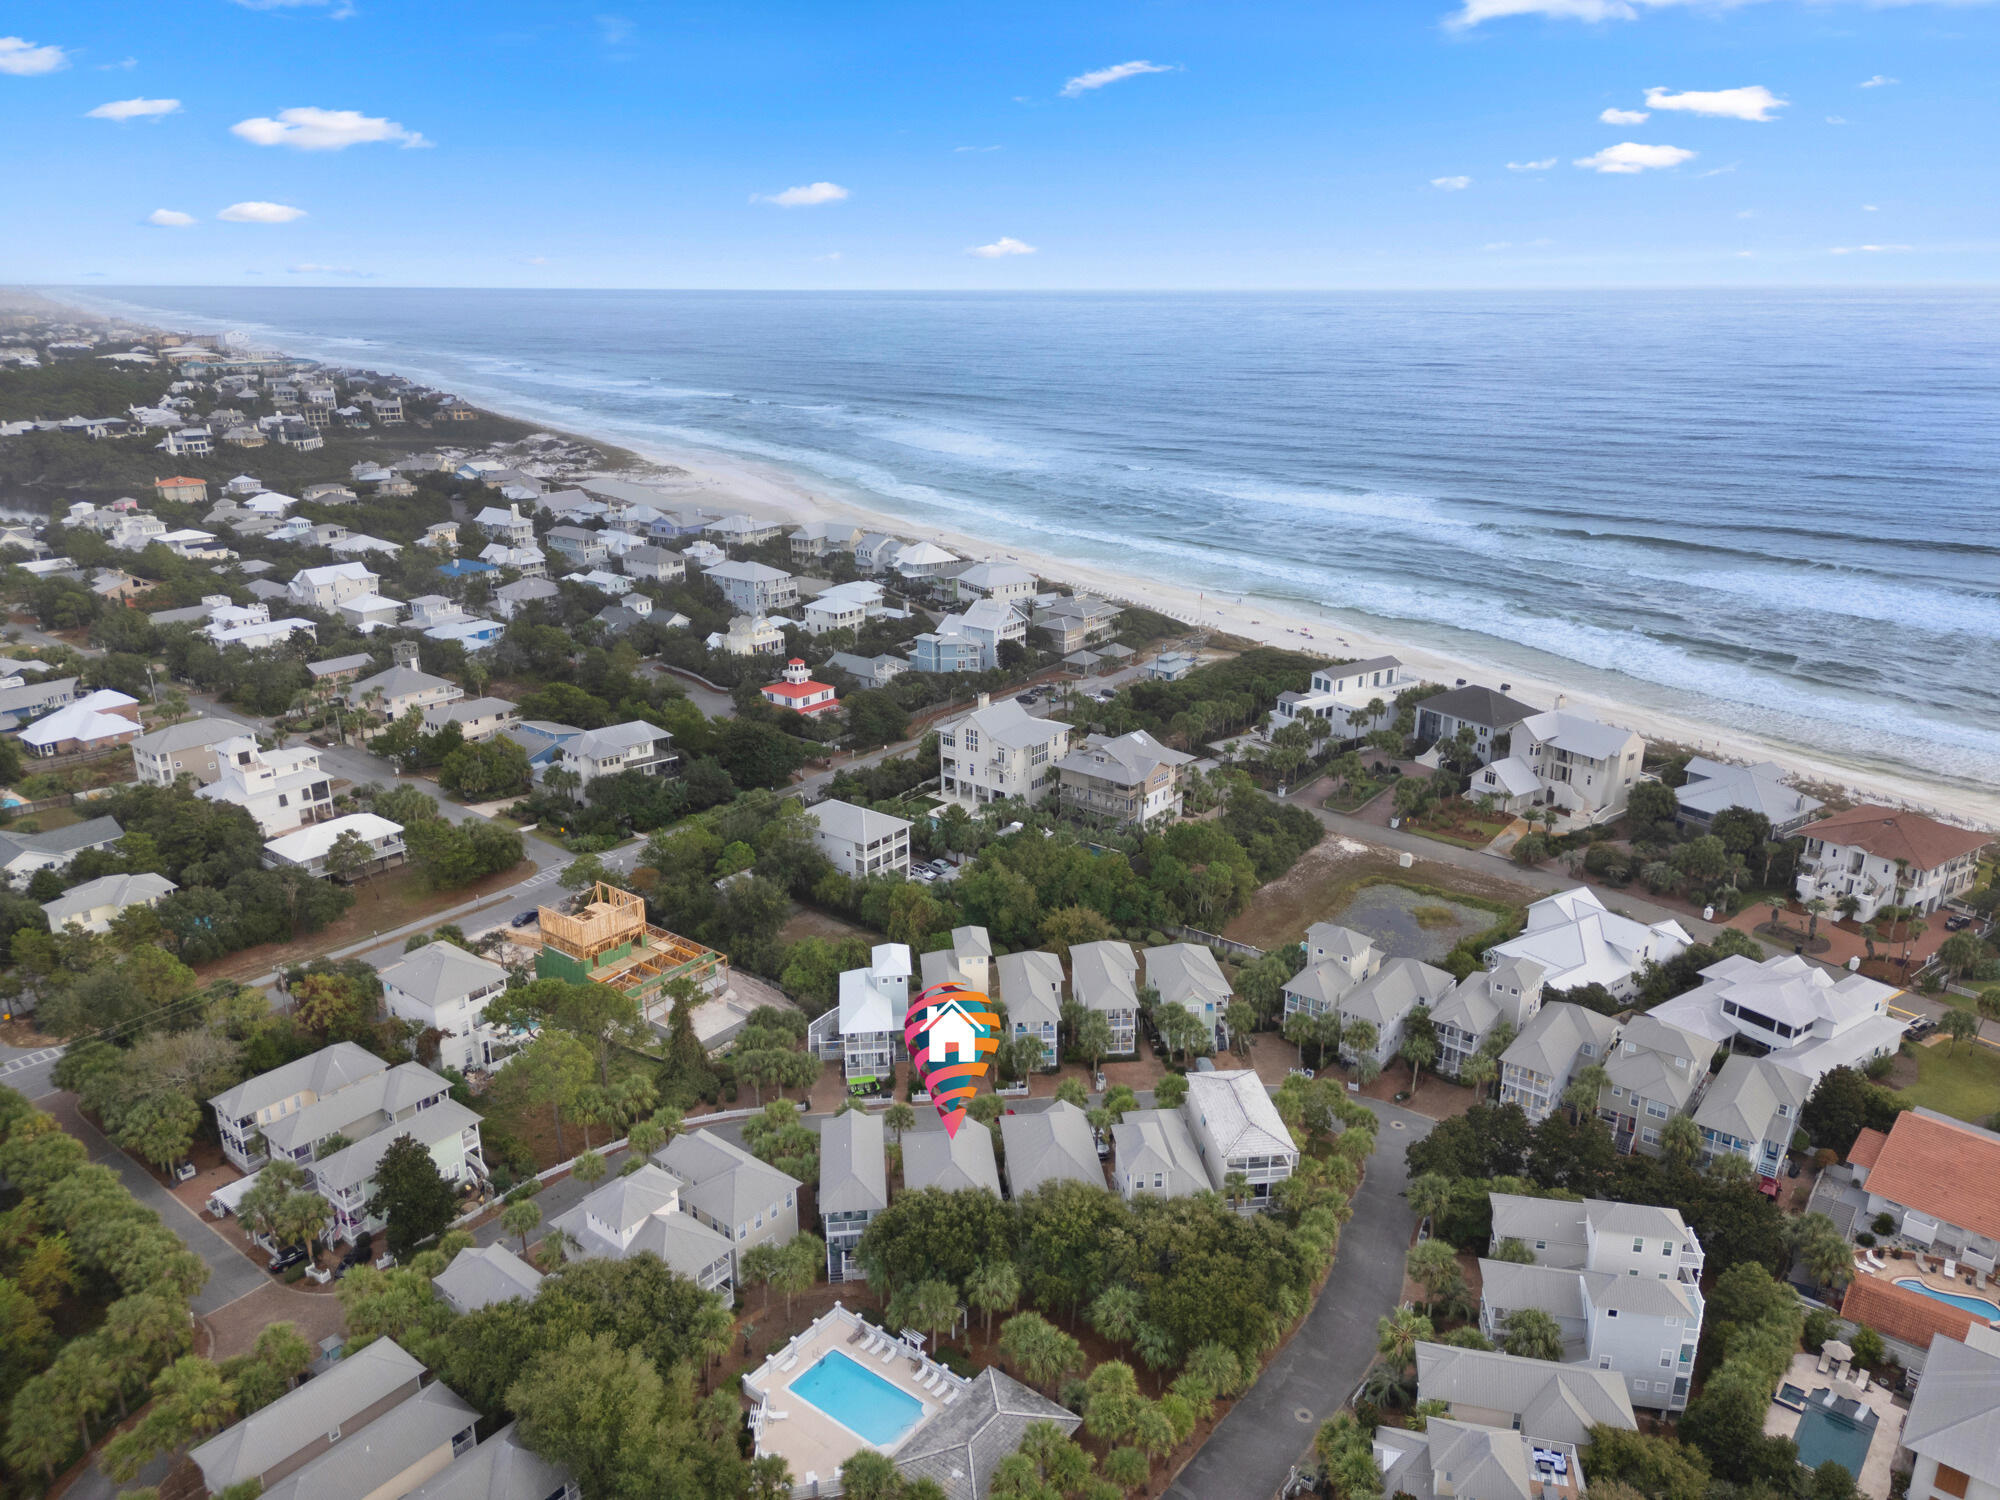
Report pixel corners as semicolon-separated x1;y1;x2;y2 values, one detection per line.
588;434;2000;831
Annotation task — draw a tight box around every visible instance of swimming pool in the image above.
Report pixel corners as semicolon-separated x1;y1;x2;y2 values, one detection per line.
1893;1277;2000;1320
1794;1405;1873;1482
789;1351;927;1447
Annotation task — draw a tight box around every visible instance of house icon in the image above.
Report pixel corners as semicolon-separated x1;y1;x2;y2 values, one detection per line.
918;993;991;1066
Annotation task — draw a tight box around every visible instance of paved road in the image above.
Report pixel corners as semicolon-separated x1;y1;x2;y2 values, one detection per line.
1167;1097;1434;1500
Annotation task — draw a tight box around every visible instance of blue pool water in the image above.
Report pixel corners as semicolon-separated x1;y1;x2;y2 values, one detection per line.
1894;1277;2000;1319
1793;1406;1873;1481
789;1351;926;1447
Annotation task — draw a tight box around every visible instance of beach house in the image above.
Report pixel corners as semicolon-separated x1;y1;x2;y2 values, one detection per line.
41;871;176;934
1498;1003;1623;1124
1673;756;1824;837
545;1166;735;1293
0;817;126;887
1468;710;1645;825
1031;595;1121;654
1793;805;1989;921
1846;1108;2000;1269
262;812;407;881
378;941;514;1073
1144;942;1235;1052
808;799;912;879
1648;951;1907;1081
1111;1109;1210;1200
349;662;464;721
903;1122;1002;1196
759;658;839;717
1269;655;1408;736
996;949;1064;1070
1430;956;1546;1078
704;560;799;614
951;560;1038;604
1282;923;1385;1019
1597;1014;1718;1156
1002;1101;1104;1196
1182;1069;1299;1209
196;735;336;836
1414;684;1539;765
288;560;379;611
1054;730;1193;828
655;1130;801;1282
1333;957;1457;1067
937;694;1072;810
818;1108;887;1282
1690;1055;1812;1178
1415;1343;1638;1448
706;614;787;655
1486;888;1690;1001
539;720;676;789
1479;1194;1705;1413
807;943;912;1082
1900;1327;2000;1500
1071;939;1140;1055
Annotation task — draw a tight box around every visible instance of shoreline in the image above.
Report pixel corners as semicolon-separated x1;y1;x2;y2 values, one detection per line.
595;434;2000;829
32;294;1998;830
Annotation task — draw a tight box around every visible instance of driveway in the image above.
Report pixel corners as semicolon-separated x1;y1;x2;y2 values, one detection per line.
1167;1098;1434;1500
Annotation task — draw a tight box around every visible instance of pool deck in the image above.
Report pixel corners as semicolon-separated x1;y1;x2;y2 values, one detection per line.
1764;1352;1905;1499
741;1303;969;1490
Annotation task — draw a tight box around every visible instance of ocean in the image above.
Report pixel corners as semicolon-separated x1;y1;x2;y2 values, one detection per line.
71;286;2000;796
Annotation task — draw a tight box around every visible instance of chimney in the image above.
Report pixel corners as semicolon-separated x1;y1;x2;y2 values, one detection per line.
976;692;990;710
1500;683;1511;692
392;640;420;670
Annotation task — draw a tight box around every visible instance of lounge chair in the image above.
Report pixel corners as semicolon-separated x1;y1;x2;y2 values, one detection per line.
924;1369;945;1392
942;1388;959;1406
846;1326;867;1346
766;1410;789;1422
779;1353;799;1372
1867;1251;1888;1271
1945;1259;1958;1281
1816;1351;1831;1374
879;1342;897;1364
1854;1370;1870;1394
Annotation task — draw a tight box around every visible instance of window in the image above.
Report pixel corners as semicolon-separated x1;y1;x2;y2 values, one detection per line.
1598;1356;1612;1370
1662;1242;1673;1256
1660;1351;1673;1367
1607;1308;1619;1317
1633;1238;1646;1253
1933;1467;1970;1500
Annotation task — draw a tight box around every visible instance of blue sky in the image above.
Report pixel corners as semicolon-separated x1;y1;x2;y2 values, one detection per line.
7;0;1996;287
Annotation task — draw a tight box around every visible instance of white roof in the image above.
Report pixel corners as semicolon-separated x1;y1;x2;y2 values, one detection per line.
1488;887;1690;992
1478;754;1542;798
1520;710;1639;762
294;561;375;587
1184;1070;1296;1160
42;871;176;924
264;812;402;863
945;696;1072;751
838;948;911;1033
1675;756;1824;824
894;541;957;566
19;689;138;747
810;799;912;845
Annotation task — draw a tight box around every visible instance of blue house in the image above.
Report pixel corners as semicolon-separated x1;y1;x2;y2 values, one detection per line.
910;632;986;674
437;558;498;580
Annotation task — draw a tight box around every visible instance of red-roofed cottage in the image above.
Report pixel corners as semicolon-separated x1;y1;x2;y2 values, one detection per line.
760;659;839;718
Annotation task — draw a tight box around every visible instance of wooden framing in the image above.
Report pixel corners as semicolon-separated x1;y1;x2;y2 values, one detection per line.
538;882;648;965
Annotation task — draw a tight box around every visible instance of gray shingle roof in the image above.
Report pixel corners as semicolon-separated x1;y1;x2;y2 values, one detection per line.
894;1367;1082;1500
656;1130;800;1227
191;1338;426;1490
403;1424;573;1500
258;1382;477;1500
1416;685;1539;728
1000;1101;1103;1197
1070;940;1138;1014
433;1244;544;1314
1501;1002;1621;1084
41;871;176;926
817;1109;888;1217
1415;1342;1636;1446
0;815;124;866
378;941;508;1008
902;1122;1002;1196
1902;1333;2000;1480
209;1041;388;1123
995;950;1064;1031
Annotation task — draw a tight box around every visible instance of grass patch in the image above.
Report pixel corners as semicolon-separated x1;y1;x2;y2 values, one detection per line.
1408;820;1510;851
1897;1041;2000;1125
1322;777;1387;814
1411;904;1459;930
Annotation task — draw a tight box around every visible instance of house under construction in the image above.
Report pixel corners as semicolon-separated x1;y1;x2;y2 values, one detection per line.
535;882;728;1024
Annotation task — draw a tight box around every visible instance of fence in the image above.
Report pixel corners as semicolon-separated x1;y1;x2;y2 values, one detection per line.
1169;924;1266;961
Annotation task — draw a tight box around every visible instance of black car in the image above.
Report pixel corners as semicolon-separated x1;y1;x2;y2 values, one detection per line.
1907;1016;1938;1038
267;1245;309;1275
1945;914;1972;931
1015;692;1038;705
511;909;539;928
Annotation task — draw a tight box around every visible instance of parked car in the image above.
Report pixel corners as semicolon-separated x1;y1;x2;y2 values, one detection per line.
1907;1016;1938;1038
1945;914;1972;931
267;1245;308;1275
927;858;953;874
1288;1066;1315;1080
511;909;539;928
914;868;937;884
1015;692;1039;705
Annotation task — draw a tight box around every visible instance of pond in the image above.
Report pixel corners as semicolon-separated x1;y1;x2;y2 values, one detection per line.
1328;882;1492;962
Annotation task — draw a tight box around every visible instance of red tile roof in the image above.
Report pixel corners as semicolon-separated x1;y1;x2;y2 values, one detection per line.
1804;805;1990;872
1841;1275;1977;1353
1848;1127;1889;1170
1865;1111;2000;1242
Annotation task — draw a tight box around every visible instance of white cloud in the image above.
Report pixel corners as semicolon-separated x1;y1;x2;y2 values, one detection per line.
1862;203;1879;211
1600;107;1650;124
98;58;137;70
146;209;196;227
231;106;430;150
0;36;69;75
1735;250;1756;258
1644;85;1785;122
1699;163;1738;176
218;201;307;222
955;145;1002;153
817;252;843;261
1431;175;1472;190
597;14;634;45
1860;74;1899;88
1826;115;1847;124
1829;243;1912;254
1484;241;1513;250
1060;60;1175;98
1506;157;1558;170
525;256;549;265
967;237;1036;258
86;97;181;121
288;263;370;276
1574;141;1696;173
1736;208;1755;218
755;181;849;207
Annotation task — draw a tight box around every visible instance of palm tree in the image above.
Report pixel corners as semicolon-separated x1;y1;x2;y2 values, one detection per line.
1563;1063;1608;1122
501;1198;543;1255
1091;1284;1143;1345
1407;1172;1454;1228
570;1148;607;1187
1804;897;1830;941
1376;1307;1434;1372
747;1454;794;1500
1502;1307;1565;1361
1460;1053;1498;1099
966;1259;1021;1336
1406;1239;1462;1314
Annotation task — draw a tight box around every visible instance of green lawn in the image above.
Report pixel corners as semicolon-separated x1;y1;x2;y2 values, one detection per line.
1897;1041;2000;1124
